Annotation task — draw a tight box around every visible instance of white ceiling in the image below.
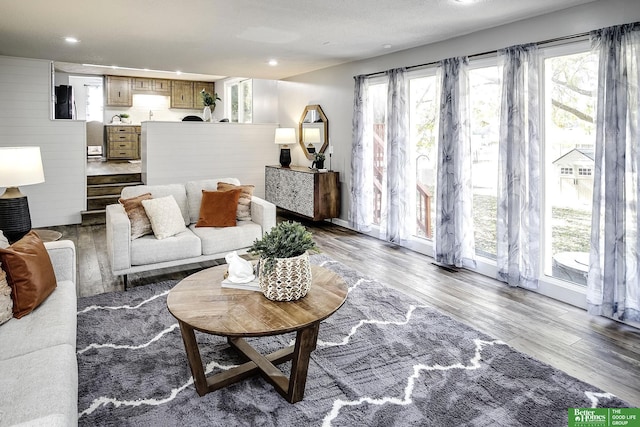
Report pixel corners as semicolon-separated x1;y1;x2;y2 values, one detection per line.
0;0;596;81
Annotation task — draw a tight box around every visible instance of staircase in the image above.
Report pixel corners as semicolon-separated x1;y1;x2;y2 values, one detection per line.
82;173;143;225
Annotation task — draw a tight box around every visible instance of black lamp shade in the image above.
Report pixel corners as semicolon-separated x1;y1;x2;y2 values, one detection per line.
0;196;32;244
279;148;291;168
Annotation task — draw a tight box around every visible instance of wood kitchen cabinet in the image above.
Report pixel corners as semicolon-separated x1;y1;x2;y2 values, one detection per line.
265;165;340;221
131;77;171;94
192;82;215;108
170;81;194;108
106;76;132;107
153;79;171;94
132;77;152;92
106;126;140;160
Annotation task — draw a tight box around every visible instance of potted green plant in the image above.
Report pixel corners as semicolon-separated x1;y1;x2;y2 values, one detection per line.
200;90;221;122
312;152;326;170
249;221;318;301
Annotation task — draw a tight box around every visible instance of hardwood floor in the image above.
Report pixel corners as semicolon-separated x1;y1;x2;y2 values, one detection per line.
43;215;640;406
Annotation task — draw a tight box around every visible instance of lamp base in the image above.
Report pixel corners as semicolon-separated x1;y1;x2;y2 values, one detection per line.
0;196;32;244
279;148;291;168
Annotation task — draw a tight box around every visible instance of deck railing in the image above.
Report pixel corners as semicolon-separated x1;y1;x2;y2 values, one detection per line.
372;123;432;238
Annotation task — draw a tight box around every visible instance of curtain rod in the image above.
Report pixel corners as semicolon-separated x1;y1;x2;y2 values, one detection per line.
359;32;590;79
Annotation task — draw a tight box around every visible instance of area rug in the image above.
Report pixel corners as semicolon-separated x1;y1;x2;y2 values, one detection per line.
76;254;629;426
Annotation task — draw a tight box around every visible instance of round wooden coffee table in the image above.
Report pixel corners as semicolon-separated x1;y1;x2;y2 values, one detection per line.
167;263;347;403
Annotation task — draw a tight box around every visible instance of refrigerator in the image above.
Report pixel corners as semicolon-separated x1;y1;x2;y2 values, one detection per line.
55;85;74;119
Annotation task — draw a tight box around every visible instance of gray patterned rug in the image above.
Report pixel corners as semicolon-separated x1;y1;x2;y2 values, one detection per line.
76;254;628;426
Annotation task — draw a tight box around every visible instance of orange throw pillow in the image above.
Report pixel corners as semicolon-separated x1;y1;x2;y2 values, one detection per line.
195;189;242;227
0;230;57;318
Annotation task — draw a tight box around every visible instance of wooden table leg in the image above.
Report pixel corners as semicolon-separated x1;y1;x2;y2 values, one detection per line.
288;321;320;403
177;320;208;396
179;321;321;403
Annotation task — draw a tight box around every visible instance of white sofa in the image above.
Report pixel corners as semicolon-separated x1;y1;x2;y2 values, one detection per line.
106;178;276;289
0;240;78;427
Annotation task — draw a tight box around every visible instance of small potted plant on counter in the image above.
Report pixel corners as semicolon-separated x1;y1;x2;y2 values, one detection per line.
249;221;318;301
201;90;221;122
312;152;326;170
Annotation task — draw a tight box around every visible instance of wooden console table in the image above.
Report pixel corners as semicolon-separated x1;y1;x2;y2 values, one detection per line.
265;165;340;221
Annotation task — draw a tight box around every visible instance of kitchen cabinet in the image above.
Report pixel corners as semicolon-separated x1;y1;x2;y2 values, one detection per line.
192;82;215;108
170;81;194;108
131;77;171;95
106;126;140;160
106;76;132;107
153;79;171;94
265;165;340;221
132;78;152;92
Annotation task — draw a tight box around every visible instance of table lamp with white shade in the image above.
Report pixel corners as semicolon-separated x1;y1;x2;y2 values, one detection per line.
274;128;296;168
0;147;45;243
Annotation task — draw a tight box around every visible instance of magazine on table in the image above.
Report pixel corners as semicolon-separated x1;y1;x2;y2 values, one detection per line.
221;278;261;291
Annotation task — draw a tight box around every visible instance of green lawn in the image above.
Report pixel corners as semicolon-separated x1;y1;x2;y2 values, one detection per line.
420;192;591;257
471;194;591;257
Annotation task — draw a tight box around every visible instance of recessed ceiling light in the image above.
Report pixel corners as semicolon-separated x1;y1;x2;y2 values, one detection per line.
176;71;182;75
64;37;79;43
268;59;278;66
383;44;392;49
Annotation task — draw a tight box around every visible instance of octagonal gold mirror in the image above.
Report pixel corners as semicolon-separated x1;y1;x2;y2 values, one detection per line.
298;104;328;161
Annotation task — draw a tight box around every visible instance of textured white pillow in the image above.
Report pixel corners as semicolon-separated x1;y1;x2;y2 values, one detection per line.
141;195;187;240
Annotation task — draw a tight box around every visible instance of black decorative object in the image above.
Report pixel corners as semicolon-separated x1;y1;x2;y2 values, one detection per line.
0;196;31;243
279;148;291;168
274;128;296;169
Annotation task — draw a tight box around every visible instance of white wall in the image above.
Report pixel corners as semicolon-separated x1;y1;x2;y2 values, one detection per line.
0;56;85;227
277;0;640;223
141;122;279;197
252;79;279;123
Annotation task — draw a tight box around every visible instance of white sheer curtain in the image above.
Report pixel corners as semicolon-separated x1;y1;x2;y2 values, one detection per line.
383;68;412;243
496;44;541;289
349;75;374;232
587;23;640;322
434;57;476;267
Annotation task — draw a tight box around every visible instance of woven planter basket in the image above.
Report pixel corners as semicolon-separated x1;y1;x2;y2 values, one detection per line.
258;252;312;301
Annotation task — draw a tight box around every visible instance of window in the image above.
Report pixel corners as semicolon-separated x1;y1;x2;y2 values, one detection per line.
561;167;574;175
543;45;598;286
578;168;592;176
356;40;600;302
368;81;388;226
469;64;501;258
68;76;103;122
224;78;253;123
409;73;439;239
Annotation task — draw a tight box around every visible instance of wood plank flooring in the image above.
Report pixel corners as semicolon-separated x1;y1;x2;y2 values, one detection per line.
42;214;640;407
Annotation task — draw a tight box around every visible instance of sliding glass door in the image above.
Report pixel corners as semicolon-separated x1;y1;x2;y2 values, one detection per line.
409;72;439;240
542;45;598;286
